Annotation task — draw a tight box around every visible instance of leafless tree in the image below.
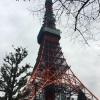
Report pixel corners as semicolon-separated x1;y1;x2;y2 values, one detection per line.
16;0;100;44
54;0;100;44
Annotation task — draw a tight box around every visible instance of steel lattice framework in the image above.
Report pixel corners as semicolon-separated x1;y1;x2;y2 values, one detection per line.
20;34;99;100
18;0;99;100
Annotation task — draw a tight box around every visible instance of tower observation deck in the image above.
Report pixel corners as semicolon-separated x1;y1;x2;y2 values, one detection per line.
37;0;60;44
20;0;99;100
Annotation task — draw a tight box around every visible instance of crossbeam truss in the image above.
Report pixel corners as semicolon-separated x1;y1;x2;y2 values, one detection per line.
20;34;98;100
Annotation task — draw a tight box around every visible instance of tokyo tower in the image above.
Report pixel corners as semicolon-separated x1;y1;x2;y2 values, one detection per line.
20;0;99;100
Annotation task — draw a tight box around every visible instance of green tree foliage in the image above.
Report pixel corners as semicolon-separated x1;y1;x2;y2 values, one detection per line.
77;90;87;100
0;47;32;100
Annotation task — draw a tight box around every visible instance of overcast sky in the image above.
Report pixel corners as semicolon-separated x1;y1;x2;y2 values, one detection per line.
0;0;100;98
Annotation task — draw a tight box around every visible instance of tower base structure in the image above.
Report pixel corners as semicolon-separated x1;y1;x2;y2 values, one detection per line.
21;27;99;100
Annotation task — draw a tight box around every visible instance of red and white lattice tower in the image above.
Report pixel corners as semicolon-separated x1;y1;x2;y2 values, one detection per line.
20;0;99;100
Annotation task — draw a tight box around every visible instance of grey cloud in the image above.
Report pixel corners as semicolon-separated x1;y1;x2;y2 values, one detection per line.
0;0;100;98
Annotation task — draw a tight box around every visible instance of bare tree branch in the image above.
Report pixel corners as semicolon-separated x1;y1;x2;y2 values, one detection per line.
75;0;90;31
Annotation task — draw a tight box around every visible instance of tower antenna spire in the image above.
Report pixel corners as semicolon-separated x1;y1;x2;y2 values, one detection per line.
43;0;56;29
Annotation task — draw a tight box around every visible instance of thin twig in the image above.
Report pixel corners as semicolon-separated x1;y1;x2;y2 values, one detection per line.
75;0;90;31
76;28;89;46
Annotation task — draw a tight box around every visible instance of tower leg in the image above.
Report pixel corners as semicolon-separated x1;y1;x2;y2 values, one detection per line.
44;85;55;100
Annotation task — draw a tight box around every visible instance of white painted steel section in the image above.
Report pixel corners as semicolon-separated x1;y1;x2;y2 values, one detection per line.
43;27;61;36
